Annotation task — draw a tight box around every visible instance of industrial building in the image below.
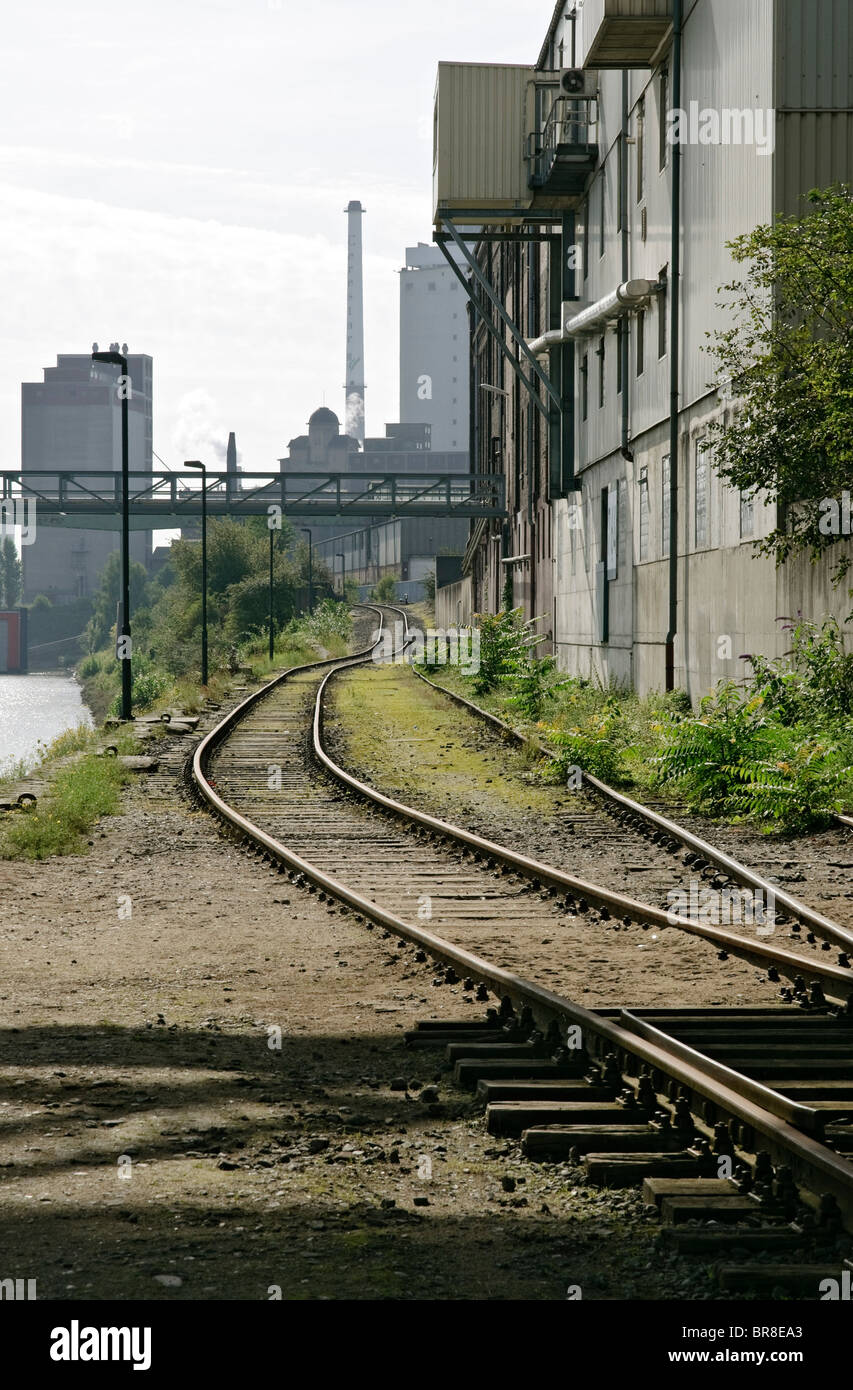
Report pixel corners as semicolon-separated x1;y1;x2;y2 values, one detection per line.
21;349;153;604
434;0;853;698
284;409;469;588
399;242;469;453
291;216;472;594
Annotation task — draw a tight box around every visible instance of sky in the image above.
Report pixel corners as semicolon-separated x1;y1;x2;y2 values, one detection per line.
1;0;556;481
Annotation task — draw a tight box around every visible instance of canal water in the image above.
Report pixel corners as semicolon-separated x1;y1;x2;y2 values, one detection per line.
0;673;93;777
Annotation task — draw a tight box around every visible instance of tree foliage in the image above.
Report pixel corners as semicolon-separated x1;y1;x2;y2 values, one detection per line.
0;536;22;607
705;183;853;579
85;550;150;650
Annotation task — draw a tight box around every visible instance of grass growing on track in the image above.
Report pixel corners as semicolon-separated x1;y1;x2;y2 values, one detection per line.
331;663;563;820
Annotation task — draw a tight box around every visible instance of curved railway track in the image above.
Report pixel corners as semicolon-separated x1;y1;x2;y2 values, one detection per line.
189;605;853;1251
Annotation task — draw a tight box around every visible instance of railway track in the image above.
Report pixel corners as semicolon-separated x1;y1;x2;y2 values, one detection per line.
188;604;853;1291
407;653;853;955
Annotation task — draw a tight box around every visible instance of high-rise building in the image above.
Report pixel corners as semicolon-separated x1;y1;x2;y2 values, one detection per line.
21;350;153;603
399;242;469;453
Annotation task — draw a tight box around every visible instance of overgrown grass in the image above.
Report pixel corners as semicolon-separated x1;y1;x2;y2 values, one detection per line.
0;753;131;859
79;600;355;715
238;601;352;680
419;610;853;833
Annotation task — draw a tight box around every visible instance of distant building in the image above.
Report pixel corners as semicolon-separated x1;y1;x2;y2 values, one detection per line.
279;407;466;479
399;242;469;453
284;407;360;474
21;351;153;603
280;405;469;588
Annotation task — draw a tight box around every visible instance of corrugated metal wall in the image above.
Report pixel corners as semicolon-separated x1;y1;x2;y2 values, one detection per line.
433;63;534;214
775;0;853;214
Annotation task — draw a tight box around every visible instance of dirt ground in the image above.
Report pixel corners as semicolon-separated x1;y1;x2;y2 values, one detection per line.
0;684;722;1303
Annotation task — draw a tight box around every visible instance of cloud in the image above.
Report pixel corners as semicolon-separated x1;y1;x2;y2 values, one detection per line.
0;179;417;472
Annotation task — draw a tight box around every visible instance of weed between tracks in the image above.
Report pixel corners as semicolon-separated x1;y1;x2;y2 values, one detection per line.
418;611;853;833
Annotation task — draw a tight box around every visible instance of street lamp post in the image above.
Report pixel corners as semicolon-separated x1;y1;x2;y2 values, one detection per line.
300;526;313;614
92;348;131;720
184;461;208;685
268;524;276;661
336;551;345;598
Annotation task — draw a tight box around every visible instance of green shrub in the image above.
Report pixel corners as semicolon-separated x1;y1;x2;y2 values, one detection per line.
542;694;626;784
370;575;397;602
468;608;545;696
651;681;850;830
78;654;100;679
744;616;853;723
108;665;170;716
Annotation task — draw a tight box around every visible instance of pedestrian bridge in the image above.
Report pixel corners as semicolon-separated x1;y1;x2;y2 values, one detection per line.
0;470;506;528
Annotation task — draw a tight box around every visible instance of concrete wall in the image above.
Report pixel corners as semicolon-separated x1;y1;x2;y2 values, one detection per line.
436;576;473;629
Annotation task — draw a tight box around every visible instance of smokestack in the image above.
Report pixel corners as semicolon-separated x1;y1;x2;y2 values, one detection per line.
344;199;365;443
226;431;237;473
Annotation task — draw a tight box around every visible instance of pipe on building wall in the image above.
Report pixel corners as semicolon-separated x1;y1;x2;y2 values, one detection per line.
665;0;683;692
560;210;578;498
528;280;657;358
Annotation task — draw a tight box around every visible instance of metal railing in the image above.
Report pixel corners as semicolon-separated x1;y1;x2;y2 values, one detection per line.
526;94;598;189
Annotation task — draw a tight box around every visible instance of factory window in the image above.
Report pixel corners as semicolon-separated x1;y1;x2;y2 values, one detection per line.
695;440;709;548
597;335;605;408
581;353;589;421
636;97;645;202
428;282;437;291
661;453;671;557
740;490;754;538
453;313;458;319
638;466;650;561
658;269;668;357
636;310;645;376
659;68;669;170
452;376;457;383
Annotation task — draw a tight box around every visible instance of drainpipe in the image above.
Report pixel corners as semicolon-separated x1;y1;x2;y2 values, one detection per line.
665;0;683;692
526;236;536;624
621;70;630;455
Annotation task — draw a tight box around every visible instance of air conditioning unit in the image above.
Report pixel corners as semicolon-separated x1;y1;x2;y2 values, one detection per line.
559;68;598;99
